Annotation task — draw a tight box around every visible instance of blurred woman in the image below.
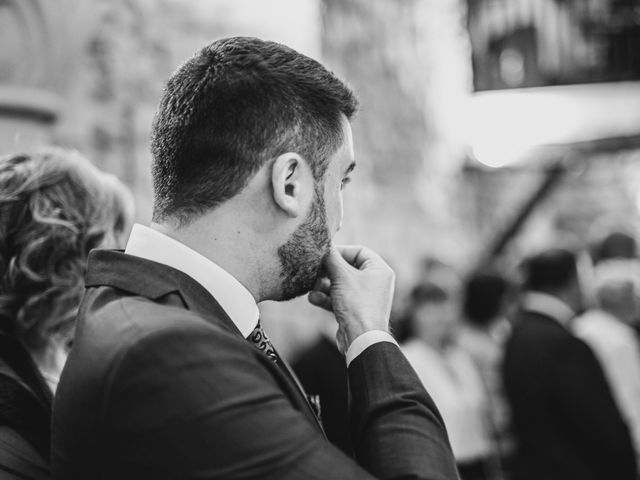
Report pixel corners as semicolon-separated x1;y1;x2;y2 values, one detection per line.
458;271;514;478
0;148;133;479
401;282;494;480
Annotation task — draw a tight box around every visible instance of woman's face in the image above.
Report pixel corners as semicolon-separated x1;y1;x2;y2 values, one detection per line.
413;299;457;348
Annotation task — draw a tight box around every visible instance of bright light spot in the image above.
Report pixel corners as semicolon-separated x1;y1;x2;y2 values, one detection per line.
471;143;529;169
463;82;640;169
467;92;579;168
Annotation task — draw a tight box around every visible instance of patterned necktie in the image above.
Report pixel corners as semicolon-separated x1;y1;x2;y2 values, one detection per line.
248;321;325;431
247;320;278;363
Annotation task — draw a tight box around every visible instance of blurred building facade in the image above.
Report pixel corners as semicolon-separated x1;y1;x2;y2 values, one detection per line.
468;0;640;90
464;0;640;267
1;0;639;358
0;0;92;150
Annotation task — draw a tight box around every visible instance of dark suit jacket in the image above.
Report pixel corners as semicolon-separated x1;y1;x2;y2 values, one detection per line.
293;335;352;456
503;308;637;480
52;250;459;480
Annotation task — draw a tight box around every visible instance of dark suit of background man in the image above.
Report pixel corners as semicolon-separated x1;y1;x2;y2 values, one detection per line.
503;248;637;480
51;37;459;480
293;330;352;456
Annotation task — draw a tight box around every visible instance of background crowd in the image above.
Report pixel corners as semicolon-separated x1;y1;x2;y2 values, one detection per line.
295;233;640;480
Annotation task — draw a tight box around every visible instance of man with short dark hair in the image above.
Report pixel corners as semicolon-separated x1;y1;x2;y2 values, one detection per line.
503;248;637;480
51;37;459;479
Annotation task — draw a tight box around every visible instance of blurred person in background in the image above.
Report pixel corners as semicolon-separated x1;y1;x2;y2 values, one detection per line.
0;148;132;479
574;259;640;468
592;231;638;263
402;282;494;480
458;270;514;474
417;257;462;295
392;257;461;344
591;231;640;341
293;319;351;456
503;248;636;480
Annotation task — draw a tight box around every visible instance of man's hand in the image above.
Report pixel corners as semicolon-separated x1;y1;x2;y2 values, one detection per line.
308;245;395;354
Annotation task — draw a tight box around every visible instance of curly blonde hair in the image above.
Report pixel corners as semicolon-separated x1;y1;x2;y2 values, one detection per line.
0;148;126;350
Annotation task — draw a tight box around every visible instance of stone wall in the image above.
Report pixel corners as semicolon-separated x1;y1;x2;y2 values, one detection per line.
54;0;237;222
0;0;92;150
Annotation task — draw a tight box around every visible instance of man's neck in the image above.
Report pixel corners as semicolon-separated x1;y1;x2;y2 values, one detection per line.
151;216;275;302
523;291;576;327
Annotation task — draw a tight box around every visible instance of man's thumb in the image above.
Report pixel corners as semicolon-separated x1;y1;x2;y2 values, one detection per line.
325;247;348;273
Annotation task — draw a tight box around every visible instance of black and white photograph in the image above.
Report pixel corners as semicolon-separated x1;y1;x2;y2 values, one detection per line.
0;1;640;479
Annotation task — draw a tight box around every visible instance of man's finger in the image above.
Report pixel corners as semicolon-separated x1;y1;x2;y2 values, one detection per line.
334;245;365;267
312;276;331;295
334;245;383;270
308;291;333;312
324;247;350;273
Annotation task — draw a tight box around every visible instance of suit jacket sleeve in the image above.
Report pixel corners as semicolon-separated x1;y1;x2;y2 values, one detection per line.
550;337;637;480
104;321;458;480
349;342;460;480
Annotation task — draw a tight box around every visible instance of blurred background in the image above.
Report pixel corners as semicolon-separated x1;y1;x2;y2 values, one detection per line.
1;0;639;360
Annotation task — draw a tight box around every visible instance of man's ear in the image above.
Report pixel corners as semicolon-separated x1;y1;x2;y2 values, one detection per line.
271;153;306;218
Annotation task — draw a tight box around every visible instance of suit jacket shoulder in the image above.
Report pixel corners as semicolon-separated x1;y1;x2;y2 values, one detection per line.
503;308;637;480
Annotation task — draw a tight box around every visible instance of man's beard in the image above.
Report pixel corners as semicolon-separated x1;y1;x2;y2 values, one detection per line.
277;184;331;301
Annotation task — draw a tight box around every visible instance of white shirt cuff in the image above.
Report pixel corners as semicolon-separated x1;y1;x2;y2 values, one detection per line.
345;330;398;366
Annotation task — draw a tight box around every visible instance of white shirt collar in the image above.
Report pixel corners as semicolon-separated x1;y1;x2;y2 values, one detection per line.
124;224;259;338
522;291;576;327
